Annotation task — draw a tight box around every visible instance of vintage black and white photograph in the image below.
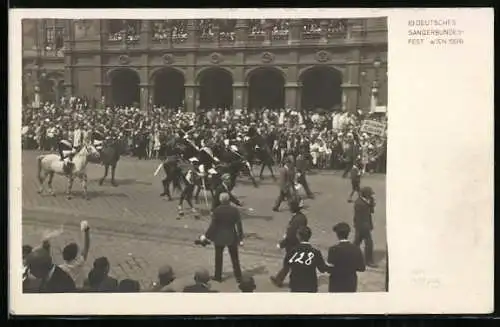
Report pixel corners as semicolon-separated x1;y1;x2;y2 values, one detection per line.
19;16;388;294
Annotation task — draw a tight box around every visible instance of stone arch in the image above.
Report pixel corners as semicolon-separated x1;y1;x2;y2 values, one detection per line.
298;65;344;80
196;67;234;110
299;65;343;111
108;68;141;106
149;66;186;84
247;67;286;110
195;66;233;84
245;66;287;83
151;67;185;108
106;67;141;85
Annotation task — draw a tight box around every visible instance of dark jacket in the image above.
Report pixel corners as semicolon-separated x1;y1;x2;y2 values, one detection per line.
277;165;295;192
279;212;308;252
285;243;331;292
353;197;374;231
327;241;366;292
37;266;76;293
206;204;244;246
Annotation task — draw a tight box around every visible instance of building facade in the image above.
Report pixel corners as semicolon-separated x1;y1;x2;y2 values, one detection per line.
22;18;388;112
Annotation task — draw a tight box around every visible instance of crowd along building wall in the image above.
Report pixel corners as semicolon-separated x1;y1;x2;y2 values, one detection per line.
22;18;388;113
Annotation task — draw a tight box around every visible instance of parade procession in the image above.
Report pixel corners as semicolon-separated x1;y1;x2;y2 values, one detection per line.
21;17;388;293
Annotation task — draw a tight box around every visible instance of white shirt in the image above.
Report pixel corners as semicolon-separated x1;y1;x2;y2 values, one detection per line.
73;129;82;147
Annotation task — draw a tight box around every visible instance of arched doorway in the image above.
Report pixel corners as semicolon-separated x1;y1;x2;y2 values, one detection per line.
153;68;185;109
247;68;285;110
300;66;342;111
110;69;140;106
197;68;233;110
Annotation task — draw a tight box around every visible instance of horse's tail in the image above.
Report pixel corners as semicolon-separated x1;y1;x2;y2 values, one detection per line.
36;155;45;183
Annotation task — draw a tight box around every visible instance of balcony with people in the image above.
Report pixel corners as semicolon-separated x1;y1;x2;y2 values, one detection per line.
270;19;290;41
171;20;188;43
107;20;141;44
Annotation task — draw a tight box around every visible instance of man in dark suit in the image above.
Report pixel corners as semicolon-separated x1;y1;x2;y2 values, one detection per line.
25;248;76;293
353;186;377;268
296;153;314;199
211;173;243;211
270;198;308;287
327;222;365;292
183;268;218;293
284;226;331;292
201;193;244;282
272;156;296;212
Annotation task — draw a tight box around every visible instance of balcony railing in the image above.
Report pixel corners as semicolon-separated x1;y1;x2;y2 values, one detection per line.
52;18;383;50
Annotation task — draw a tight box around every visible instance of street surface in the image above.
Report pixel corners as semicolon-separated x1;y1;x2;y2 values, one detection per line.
22;150;387;292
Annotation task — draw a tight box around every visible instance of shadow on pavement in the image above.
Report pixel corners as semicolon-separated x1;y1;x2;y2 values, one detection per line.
67;190;129;199
221;265;269;282
89;178;153;186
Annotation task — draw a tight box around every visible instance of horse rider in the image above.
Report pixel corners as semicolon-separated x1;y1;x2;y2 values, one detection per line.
92;129;106;152
58;138;78;175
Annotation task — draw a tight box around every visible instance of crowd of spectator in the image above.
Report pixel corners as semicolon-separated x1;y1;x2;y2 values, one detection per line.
22;96;387;174
22;219;260;293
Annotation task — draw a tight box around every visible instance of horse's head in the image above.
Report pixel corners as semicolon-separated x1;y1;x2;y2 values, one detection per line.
81;142;100;158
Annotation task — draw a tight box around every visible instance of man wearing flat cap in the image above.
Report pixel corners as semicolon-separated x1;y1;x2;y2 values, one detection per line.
353;186;377;268
183;268;218;293
327;222;365;292
202;192;244;283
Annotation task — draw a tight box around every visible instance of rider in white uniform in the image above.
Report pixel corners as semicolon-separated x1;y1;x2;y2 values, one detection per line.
58;139;77;173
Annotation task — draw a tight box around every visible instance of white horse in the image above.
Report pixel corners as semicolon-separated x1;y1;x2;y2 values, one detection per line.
36;143;100;200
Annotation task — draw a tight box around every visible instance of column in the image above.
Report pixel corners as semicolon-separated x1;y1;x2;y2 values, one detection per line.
341;81;360;113
320;20;329;44
99;19;109;47
285;82;299;109
288;19;302;45
140;20;151;48
235;19;248;46
233;83;246;110
139;84;150;112
184;84;197;112
263;20;273;45
33;85;41;109
187;20;199;46
341;49;362;113
63;20;74;97
165;23;173;48
213;23;220;47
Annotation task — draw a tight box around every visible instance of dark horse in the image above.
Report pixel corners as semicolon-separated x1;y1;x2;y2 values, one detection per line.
89;139;125;187
241;136;276;180
212;143;258;189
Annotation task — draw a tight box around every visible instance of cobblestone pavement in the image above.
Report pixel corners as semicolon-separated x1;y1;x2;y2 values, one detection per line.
21;150;387;292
